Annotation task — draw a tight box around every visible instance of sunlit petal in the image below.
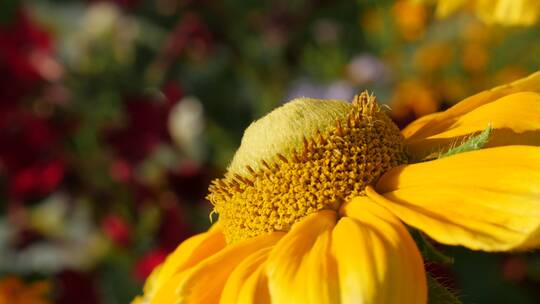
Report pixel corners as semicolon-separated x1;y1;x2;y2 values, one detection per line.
406;92;540;160
374;145;540;251
335;196;427;304
152;232;284;304
135;224;225;304
403;71;540;159
220;247;272;304
266;210;340;304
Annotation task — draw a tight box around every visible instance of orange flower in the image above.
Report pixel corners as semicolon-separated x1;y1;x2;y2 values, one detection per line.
0;277;50;304
413;42;454;74
390;79;440;126
461;42;489;73
391;0;427;41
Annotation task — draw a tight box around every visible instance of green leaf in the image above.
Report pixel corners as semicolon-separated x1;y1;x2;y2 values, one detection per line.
428;275;462;304
438;124;493;159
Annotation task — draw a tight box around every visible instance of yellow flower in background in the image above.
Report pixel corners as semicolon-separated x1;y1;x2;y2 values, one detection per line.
438;77;468;102
134;71;540;304
420;0;540;26
493;66;528;86
360;9;385;34
461;42;489;73
389;79;439;126
392;0;427;41
0;277;50;304
413;42;454;74
460;19;492;44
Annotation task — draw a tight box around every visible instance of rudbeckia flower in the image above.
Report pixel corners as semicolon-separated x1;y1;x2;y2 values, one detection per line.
419;0;540;26
133;71;540;304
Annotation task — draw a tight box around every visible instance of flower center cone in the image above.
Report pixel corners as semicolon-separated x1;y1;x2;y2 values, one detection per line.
208;92;408;243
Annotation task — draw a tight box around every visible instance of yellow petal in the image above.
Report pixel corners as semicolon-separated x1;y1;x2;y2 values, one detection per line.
134;264;162;304
154;224;225;290
400;111;440;139
266;210;340;304
404;71;540;136
173;231;284;304
403;71;540;157
433;0;468;18
336;196;427;304
220;248;271;304
150;272;185;304
476;0;540;26
374;145;540;251
432;0;540;26
406;92;540;160
136;224;226;303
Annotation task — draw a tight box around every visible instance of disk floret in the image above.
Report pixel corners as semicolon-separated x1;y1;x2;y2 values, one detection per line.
208;92;407;243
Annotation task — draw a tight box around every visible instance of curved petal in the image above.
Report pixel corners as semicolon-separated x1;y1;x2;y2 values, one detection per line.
149;231;283;304
400;112;440;139
135;224;226;304
406;92;540;160
220;248;271;304
433;0;468;18
373;145;540;251
172;232;284;304
266;210;340;304
154;224;225;290
404;71;540;138
475;0;540;26
336;196;427;304
403;71;540;159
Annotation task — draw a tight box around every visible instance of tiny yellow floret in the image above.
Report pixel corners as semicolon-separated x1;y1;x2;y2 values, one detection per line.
208;92;408;243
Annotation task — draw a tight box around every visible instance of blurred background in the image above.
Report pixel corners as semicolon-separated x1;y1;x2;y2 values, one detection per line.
0;0;539;303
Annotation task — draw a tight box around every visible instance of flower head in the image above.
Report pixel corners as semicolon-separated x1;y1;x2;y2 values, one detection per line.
209;94;407;243
134;71;540;304
420;0;540;26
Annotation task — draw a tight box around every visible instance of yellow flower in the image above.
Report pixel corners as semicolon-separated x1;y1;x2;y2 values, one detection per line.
391;0;427;41
420;0;540;26
389;79;439;126
134;71;540;304
0;277;50;304
413;42;454;74
461;42;490;74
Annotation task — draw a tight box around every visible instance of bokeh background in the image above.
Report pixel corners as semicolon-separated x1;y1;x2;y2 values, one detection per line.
0;0;539;303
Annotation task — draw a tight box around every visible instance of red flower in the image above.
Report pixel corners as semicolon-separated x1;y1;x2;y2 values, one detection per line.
502;256;527;282
162;82;183;105
167;162;212;203
158;203;193;252
109;158;132;183
133;249;168;281
10;159;64;197
0;9;65;200
0;9;54;103
166;13;213;58
0;109;57;169
101;215;132;247
0;106;66;199
106;83;182;163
